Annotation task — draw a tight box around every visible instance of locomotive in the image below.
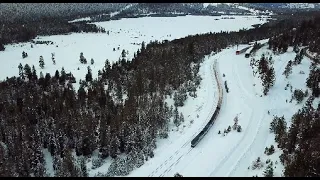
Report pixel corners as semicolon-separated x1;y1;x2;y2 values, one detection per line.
191;104;221;148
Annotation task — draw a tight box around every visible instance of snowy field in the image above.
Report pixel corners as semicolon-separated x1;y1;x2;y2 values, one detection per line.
126;43;319;177
137;44;318;177
2;15;317;177
0;15;267;90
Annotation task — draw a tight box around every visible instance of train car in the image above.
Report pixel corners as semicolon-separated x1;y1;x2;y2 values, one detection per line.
191;64;223;148
191;132;205;147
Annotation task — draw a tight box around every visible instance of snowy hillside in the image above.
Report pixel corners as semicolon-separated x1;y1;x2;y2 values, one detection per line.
126;42;319;177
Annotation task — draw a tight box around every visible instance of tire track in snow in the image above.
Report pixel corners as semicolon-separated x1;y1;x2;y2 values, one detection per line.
211;47;288;177
226;109;267;177
209;49;261;177
208;107;254;177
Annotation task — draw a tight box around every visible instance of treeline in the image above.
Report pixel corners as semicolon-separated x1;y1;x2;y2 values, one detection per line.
0;17;106;51
266;14;320;176
0;12;319;177
270;95;320;177
268;16;320;55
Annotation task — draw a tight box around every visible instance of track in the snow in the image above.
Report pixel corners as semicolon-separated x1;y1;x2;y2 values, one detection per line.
148;55;224;177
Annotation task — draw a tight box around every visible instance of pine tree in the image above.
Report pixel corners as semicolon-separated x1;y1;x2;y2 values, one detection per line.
237;125;242;132
173;107;180;127
275;116;287;146
121;49;126;59
110;135;120;158
179;112;184;123
263;161;274;177
174;173;183;177
60;67;66;84
283;60;293;78
80;157;88;177
18;63;24;78
282;43;289;53
169;105;174;118
293;89;304;103
293;44;299;53
30;129;46;177
55;70;60;80
39;56;45;69
24;64;32;80
80;52;86;64
268;145;275;155
22;51;28;58
270;116;278;133
32;65;38;81
85;66;93;82
51;53;56;65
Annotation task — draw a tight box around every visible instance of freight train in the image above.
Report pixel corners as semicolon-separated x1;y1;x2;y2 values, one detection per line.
191;60;223;148
191;104;221;148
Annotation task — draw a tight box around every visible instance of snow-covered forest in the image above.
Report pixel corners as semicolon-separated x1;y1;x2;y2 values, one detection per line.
0;8;319;177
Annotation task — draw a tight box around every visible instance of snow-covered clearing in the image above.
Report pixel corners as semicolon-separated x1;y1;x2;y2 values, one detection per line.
0;15;267;91
5;15;316;177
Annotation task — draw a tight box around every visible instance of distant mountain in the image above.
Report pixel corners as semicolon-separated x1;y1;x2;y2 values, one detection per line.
0;3;129;22
111;3;272;19
1;3;319;23
244;3;320;12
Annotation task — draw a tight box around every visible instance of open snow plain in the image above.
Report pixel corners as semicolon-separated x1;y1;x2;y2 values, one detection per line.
1;15;291;177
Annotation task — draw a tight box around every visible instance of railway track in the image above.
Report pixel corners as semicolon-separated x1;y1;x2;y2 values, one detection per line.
190;58;223;148
147;54;221;177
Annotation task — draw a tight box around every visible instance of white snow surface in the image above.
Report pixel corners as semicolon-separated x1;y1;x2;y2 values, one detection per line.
1;15;317;177
128;44;319;177
68;17;92;23
0;15;268;91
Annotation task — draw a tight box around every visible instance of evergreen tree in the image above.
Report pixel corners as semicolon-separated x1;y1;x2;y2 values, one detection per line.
237;125;242;132
22;51;28;58
80;157;88;177
227;125;231;133
60;67;66;84
32;65;38;81
54;70;60;80
39;56;45;69
293;89;305;103
85;66;93;82
121;49;126;60
179;112;184;123
24;64;32;80
283;60;293;78
173;107;180;127
18;63;24;78
263;161;274;177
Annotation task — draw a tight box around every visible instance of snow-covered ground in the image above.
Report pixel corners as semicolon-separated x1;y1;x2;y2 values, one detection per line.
2;15;317;177
0;15;268;91
134;44;318;177
68;17;92;23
